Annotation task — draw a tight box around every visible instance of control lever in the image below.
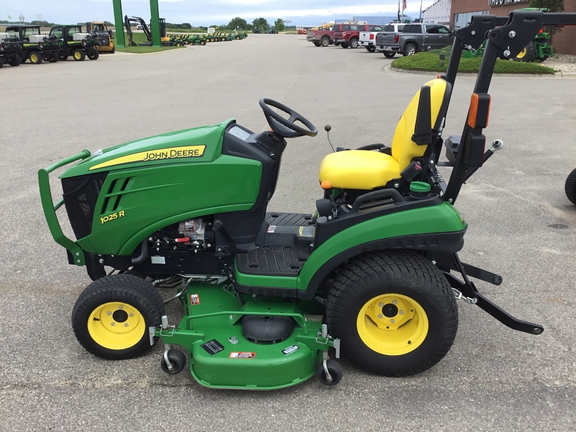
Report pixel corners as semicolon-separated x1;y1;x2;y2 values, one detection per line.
324;124;335;152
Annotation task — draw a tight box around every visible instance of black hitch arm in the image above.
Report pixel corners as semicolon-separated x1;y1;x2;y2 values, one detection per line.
443;253;544;335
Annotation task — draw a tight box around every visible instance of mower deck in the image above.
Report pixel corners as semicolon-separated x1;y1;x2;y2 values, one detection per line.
157;282;335;389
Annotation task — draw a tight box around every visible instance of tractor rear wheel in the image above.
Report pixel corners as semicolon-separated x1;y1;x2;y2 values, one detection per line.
514;41;536;62
326;250;458;376
73;49;86;61
71;274;165;360
565;168;576;205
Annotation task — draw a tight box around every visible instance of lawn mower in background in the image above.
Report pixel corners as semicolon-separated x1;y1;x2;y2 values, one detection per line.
38;11;576;390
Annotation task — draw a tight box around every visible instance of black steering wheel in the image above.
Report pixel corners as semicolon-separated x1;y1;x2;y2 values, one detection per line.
259;98;318;138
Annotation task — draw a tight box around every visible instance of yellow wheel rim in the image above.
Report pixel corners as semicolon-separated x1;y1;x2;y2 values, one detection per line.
87;302;145;350
357;293;428;356
74;51;82;60
517;48;526;59
31;53;38;62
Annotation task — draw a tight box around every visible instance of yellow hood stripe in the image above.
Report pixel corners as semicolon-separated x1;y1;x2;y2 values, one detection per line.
89;145;206;170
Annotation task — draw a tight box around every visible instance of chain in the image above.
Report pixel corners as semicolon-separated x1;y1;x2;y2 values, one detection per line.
452;288;478;304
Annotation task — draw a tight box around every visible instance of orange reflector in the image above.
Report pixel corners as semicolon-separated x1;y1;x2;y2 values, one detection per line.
467;93;491;129
321;180;333;190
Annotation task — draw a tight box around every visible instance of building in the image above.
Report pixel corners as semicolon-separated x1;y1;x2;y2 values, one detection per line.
422;0;452;25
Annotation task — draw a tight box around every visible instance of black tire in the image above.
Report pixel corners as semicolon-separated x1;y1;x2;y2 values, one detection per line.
47;52;58;63
71;274;165;360
321;36;330;47
160;349;187;374
326;250;458;377
514;41;536;62
72;49;86;61
110;47;115;54
0;57;4;68
565;168;576;205
349;38;359;49
316;359;343;386
366;46;376;52
341;43;349;49
59;54;68;61
403;43;417;56
87;49;99;60
313;42;321;47
8;54;21;67
29;51;43;64
383;51;396;58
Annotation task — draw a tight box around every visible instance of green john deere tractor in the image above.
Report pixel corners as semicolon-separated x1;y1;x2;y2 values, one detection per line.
38;11;576;390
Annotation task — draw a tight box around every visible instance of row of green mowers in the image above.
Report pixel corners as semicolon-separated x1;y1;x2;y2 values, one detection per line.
168;31;248;47
0;23;105;68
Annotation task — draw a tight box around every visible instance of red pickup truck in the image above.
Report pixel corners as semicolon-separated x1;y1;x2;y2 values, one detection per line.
306;23;383;49
334;23;384;49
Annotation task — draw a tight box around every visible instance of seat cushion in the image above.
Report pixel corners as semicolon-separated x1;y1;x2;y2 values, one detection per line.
318;150;400;190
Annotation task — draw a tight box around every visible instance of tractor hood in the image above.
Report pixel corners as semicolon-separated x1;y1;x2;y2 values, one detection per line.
61;120;233;178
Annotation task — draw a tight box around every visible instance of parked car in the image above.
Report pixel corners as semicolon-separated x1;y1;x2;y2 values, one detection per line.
375;23;453;57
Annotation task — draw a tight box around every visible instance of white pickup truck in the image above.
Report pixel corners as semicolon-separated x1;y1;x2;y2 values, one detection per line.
360;23;405;52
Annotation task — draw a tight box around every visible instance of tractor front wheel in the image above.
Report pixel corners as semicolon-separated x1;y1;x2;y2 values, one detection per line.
326;250;458;377
565;168;576;205
72;274;165;360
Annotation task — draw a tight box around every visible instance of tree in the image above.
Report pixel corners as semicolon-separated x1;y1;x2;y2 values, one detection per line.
528;0;564;38
252;17;269;32
227;17;248;30
274;18;285;32
528;0;564;11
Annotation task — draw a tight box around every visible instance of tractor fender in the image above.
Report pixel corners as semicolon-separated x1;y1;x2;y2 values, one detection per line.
296;201;467;298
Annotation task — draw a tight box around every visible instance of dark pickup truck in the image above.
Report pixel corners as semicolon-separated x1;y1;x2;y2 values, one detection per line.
375;23;453;56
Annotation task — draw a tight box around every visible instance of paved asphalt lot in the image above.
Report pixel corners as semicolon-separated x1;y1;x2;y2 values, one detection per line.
1;34;575;431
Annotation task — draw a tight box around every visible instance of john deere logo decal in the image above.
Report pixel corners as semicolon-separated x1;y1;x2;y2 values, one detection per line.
90;145;206;170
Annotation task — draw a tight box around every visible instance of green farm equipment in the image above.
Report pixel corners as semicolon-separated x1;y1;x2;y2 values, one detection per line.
0;32;23;67
49;25;102;61
4;24;61;64
38;11;576;390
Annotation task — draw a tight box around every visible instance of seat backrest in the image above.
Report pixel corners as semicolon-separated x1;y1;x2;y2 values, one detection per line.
391;78;452;171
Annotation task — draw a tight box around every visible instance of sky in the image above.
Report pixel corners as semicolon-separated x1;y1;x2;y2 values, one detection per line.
1;0;436;27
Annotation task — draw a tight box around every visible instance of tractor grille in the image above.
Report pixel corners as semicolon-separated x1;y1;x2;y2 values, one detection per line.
62;172;108;240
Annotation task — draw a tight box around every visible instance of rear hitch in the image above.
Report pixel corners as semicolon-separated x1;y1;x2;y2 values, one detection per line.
444;253;544;335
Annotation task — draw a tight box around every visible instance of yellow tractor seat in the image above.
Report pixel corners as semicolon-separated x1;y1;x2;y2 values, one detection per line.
319;78;452;190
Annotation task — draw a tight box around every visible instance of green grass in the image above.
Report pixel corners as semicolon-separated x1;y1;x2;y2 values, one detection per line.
391;48;555;75
114;32;184;53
